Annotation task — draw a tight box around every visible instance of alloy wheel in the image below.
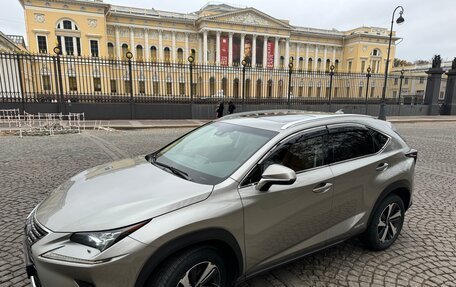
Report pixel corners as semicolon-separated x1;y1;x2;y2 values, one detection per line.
177;261;221;287
377;202;402;243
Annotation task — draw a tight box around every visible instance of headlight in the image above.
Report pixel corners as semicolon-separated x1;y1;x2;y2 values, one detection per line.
70;220;149;252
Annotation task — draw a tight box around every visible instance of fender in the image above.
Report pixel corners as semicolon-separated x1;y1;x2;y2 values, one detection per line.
134;228;243;287
366;179;411;228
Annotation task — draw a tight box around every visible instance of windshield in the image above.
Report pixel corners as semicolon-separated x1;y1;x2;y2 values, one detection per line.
151;122;278;185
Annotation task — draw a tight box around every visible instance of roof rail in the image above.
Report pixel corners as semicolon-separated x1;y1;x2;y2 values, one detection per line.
281;114;374;130
220;109;314;120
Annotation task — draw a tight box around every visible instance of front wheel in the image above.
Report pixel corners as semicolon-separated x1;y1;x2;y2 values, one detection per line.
362;194;405;251
146;245;228;287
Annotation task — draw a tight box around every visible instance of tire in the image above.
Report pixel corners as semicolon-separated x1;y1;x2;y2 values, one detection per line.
146;245;228;287
362;194;405;251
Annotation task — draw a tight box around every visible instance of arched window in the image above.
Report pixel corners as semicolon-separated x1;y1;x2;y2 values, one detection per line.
233;79;239;98
317;58;322;72
150;46;157;61
177;48;184;63
191;49;196;60
308;58;313;72
209;77;216;96
245;79;251;98
256;79;262;98
325;59;331;72
221;78;227;96
372;49;381;56
164;47;171;63
56;19;80;56
278;79;284;97
121;44;129;60
335;59;339;72
267;80;273;98
280;56;285;69
107;43;115;59
299;57;304;70
136;44;143;61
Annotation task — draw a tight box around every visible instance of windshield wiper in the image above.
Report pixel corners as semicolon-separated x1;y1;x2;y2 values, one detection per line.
151;158;192;181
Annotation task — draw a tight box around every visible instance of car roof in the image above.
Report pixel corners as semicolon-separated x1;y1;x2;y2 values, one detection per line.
220;110;376;132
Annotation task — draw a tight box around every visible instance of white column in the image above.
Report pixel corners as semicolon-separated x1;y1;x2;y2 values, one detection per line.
332;47;336;63
216;31;221;65
203;30;208;64
60;36;66;55
274;37;279;68
324;46;328;72
158;30;163;60
185;33;189;58
228;32;233;66
115;26;121;59
263;36;268;67
305;44;309;70
314;45;319;70
130;28;135;57
144;28;149;60
285;39;290;67
296;43;300;62
198;33;202;63
240;33;245;62
252;34;257;67
172;32;176;62
72;37;77;56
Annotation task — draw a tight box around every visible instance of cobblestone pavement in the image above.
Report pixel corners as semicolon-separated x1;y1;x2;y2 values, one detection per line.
1;123;456;287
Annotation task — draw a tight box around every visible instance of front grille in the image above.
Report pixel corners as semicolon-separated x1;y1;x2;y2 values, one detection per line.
25;215;48;247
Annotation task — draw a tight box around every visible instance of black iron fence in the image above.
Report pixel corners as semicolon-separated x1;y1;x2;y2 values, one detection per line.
0;52;427;107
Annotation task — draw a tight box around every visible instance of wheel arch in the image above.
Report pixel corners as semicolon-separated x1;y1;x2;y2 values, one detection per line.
367;179;411;228
134;228;243;287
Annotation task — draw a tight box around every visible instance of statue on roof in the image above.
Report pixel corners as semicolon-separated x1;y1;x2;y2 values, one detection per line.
431;55;442;69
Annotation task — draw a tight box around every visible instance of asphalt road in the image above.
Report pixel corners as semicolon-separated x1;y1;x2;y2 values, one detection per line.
1;122;455;287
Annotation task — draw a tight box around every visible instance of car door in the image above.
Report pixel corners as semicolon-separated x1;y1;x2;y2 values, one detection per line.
238;127;335;273
326;123;391;240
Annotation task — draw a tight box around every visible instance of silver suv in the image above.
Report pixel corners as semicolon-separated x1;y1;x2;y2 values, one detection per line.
24;111;417;287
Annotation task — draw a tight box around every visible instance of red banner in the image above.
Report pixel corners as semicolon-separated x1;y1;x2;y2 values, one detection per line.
267;40;275;68
220;36;228;66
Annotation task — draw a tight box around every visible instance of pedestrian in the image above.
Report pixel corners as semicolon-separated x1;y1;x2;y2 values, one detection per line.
216;101;224;118
228;101;236;114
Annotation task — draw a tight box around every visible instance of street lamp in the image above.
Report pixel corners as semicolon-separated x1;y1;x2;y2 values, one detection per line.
378;6;405;121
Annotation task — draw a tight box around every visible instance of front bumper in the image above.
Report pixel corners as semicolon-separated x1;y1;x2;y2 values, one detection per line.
23;216;156;287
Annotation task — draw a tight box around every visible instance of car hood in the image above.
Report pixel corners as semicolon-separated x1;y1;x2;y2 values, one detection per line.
35;156;213;232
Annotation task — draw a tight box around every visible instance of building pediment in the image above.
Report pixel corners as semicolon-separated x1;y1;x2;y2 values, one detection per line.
198;8;292;30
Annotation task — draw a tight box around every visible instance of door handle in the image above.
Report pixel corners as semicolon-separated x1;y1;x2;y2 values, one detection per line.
312;182;333;193
376;163;389;171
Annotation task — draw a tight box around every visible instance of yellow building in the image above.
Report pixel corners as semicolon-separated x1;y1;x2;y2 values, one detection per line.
20;0;398;72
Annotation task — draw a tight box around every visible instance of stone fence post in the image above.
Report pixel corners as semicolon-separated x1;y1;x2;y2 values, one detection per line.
424;55;444;115
441;58;456;115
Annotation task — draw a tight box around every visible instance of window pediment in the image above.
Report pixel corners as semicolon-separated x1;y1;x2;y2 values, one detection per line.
200;9;291;29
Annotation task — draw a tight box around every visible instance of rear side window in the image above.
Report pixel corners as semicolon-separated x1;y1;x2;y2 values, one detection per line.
329;126;389;163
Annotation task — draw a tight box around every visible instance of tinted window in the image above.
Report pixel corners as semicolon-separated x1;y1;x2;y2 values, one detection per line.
370;129;389;152
331;129;374;163
242;132;327;186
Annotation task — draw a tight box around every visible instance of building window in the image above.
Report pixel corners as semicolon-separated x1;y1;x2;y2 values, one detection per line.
316;87;321;97
358;87;363;98
93;77;101;92
90;40;99;57
334;87;339;98
325;59;331;72
308;58;313;72
267;80;273;98
179;82;185;95
404;78;409;85
177;48;184;63
68;76;77;92
121;44;129;60
325;87;330;98
125;80;131;93
308;86;313;97
37;36;47;54
278;79;284;97
298;86;303;97
164;47;171;63
256;79;262;98
346;87;350;98
335;60;339;72
370;87;375;97
245;79;251;98
166;81;172;95
56;19;80;56
136;45;143;61
233;79;239;98
317;58;322;72
393;91;397;98
191;49;196;60
280;56;285;69
150;46;157;61
361;60;366;73
221;78;227;96
139;80;145;94
153;81;160;95
110;79;117;94
298;57;304;70
394;78;398;85
42;75;51;91
420;77;425;84
107;43;115;59
209;77;216;96
63;20;73;30
348;61;353;73
64;36;74;55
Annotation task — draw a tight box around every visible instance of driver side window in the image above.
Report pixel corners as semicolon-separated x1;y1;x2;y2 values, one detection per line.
242;131;328;186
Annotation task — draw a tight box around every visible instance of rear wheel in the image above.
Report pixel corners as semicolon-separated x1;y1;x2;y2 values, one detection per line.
362;194;405;251
146;245;228;287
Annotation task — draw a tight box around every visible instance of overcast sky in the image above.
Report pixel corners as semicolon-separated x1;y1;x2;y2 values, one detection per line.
2;0;455;62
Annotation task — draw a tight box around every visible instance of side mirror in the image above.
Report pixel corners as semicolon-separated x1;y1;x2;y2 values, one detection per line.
256;164;296;192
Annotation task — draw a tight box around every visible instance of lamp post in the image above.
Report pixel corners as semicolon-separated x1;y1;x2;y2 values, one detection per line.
378;6;405;121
